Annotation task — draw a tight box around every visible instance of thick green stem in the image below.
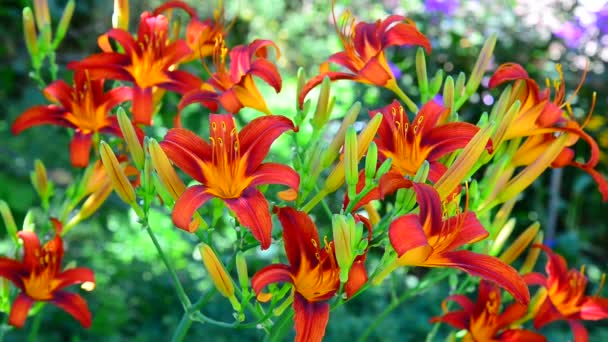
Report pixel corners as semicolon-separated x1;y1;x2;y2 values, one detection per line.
171;313;194;342
388;82;418;113
27;304;43;342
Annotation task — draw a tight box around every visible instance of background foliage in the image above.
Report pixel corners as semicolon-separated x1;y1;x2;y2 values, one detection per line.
0;0;607;340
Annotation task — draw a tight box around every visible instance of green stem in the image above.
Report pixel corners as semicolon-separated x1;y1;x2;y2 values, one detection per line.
145;223;192;309
27;305;43;342
171;312;194;342
388;82;418;113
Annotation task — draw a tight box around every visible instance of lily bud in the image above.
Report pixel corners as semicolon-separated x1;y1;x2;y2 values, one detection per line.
332;214;361;282
498;134;569;203
99;141;136;205
311;76;332;129
112;0;130;30
365;142;378;181
54;0;75;47
22;8;38;60
33;0;51;46
363;203;380;225
416;48;429;101
0;200;18;244
148;138;186;201
466;34;497;95
455;72;466;99
22;209;36;232
30;159;50;201
321;102;361;168
491;99;520;150
520;230;544;274
345;126;358;200
443;76;455;114
490;218;516;256
235;252;249;293
429;69;444;96
375;158;393;179
65;186;113;232
199;243;240;310
499;222;541;264
434;125;492;200
117;107;144;169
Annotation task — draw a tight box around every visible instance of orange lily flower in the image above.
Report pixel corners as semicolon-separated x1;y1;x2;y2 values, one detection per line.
178;37;282;116
388;183;529;304
160;114;298;249
374;99;486;182
432;280;546;342
524;245;608;342
251;207;344;342
0;219;95;328
68;11;194;125
153;1;226;62
489;63;608;201
12;71;133;167
298;7;430;107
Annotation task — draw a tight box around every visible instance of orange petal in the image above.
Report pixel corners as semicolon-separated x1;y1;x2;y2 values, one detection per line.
251;263;293;296
172;185;214;233
293;293;330;342
488;63;529;89
224;188;272;249
8;293;34;329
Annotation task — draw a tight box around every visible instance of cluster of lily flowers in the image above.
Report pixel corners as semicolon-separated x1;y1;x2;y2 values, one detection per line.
1;0;607;341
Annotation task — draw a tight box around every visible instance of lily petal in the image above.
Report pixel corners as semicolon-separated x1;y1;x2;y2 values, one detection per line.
275;206;321;270
293;292;330;342
488;63;529;89
224;188;272;249
51;291;92;328
389;214;431;265
12;106;71;135
132;86;154;125
239;115;295;171
0;258;26;288
70;131;93;168
568;319;589;342
8;293;34;328
161;128;211;183
172;185;214;232
430;311;469;330
533;297;563;329
344;260;367;299
442;212;488;251
56;267;96;291
251;264;293;295
17;231;41;269
580;297;608;320
250;162;300;191
499;329;547;342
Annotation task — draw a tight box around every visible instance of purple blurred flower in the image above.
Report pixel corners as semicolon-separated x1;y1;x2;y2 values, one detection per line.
425;0;459;15
596;5;608;34
554;21;585;48
388;61;402;80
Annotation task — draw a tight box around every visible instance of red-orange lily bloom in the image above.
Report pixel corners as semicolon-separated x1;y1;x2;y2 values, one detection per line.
251;207;341;342
12;71;132;167
69;11;194;125
178;38;282;116
388;183;530;304
153;1;226;62
489;63;608;201
524;245;608;342
299;9;430;107
375;99;486;182
160;114;298;249
432;280;546;342
0;219;95;328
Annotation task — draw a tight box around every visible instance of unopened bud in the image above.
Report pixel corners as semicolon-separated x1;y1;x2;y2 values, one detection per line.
65;185;113;231
117;108;144;169
22;8;38;59
30;159;50;200
0;201;18;244
236;251;249;292
500;222;541;264
365;142;378;180
345;126;358;200
112;0;130;30
490;218;516;256
416;47;429;101
363;202;380;225
99;141;136;204
148;139;186;200
332;214;361;283
199;243;240;310
520;230;544;274
321;102;361;168
33;0;51;46
466;34;497;95
443;76;454;115
311;76;332;129
54;0;75;47
429;69;444;96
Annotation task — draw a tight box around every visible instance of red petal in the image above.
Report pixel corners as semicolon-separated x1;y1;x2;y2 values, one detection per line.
443;294;475;314
51;291;92;328
298;71;357;108
101;86;132;110
488;63;530;89
250;58;282;92
275;207;321;270
344;260;367;299
0;258;26;288
70;131;93;168
412;183;443;236
224;188;272;249
106;28;137;56
217;88;244;113
388;214;430;259
535;245;569;288
132;86;154;125
442;212;488;251
43;80;74;108
358;55;393;86
172;185;213;232
12;106;71;135
161;128;212;183
17;231;41;269
533;297;563;329
499;329;547;342
580;297;608;320
382;16;431;53
56;267;95;291
8;293;34;329
425;122;482;161
416;100;449;136
250;162;300;191
430;251;530;304
568;319;588;342
523;272;547;287
239;115;295;171
430;311;470;330
293;292;330;342
251;264;293;295
165;70;204;95
497;302;528;329
178;89;219;112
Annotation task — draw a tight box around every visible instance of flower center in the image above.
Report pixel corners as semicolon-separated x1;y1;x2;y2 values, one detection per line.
386;105;429;176
293;239;340;302
23;252;61;301
64;78;109;134
126;34;172;89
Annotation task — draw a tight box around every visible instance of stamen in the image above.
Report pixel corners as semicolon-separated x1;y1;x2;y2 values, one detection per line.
595;273;606;297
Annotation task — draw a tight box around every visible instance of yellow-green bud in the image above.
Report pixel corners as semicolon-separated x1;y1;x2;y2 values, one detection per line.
416;48;429;100
117;108;144;169
22;8;38;59
54;0;75;48
311;76;332;129
0;201;18;244
99;141;136;205
364;142;378;180
345;126;358;200
321;102;361;168
235;251;249;292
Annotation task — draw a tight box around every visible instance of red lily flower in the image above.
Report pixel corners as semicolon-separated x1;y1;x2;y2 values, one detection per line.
69;11;194;125
12;71;132;167
160;114;298;249
432;280;546;342
178;37;282;116
374;99;486;182
524;245;608;342
388;183;530;304
153;1;226;62
298;8;430;107
251;207;341;342
0;219;95;328
489;63;608;201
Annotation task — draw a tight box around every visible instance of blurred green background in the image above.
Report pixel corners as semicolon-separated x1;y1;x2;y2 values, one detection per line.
1;0;607;340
